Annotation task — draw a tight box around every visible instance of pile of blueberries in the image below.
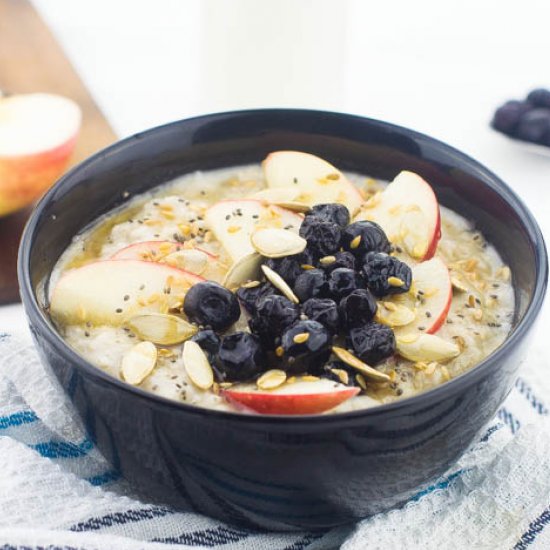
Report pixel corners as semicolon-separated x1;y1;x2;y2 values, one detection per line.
492;88;550;147
183;203;412;387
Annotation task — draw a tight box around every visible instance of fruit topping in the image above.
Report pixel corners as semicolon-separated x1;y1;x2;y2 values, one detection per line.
236;282;278;315
338;289;378;329
217;332;266;381
491;100;532;135
302;298;340;333
249;294;301;349
293;268;328;301
515;109;550;144
362;252;412;297
299;217;342;256
347;322;396;365
278;320;332;374
319;251;356;273
308;203;350;228
183;281;240;331
190;329;221;364
263;250;314;286
341;220;391;257
527;88;550;109
326;267;364;300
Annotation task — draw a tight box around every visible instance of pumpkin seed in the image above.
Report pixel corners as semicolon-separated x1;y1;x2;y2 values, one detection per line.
127;313;197;345
163;249;209;275
319;255;336;266
332;346;391;382
120;341;157;385
251;228;307;258
274;201;311;213
356;374;368;391
182;340;214;390
261;264;299;303
257;369;287;390
330;368;349;385
396;333;460;362
375;302;416;327
222;252;262;290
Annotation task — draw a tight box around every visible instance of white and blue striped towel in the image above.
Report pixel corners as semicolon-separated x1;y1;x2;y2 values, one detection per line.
1;329;549;550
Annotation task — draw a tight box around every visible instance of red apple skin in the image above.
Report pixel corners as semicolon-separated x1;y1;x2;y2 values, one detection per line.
111;240;218;261
426;285;452;334
0;134;78;217
222;387;360;415
423;210;442;261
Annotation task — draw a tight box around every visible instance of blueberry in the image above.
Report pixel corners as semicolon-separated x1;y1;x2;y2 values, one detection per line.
236;282;278;315
348;322;395;365
264;250;314;286
217;332;266;381
362;252;412;297
249;294;301;349
527;88;550;109
190;329;220;363
320;251;356;273
323;361;359;387
278;320;332;375
339;289;378;329
293;269;327;301
515;109;550;144
302;298;340;333
327;268;364;300
183;281;240;331
491;100;532;135
309;203;350;228
299;218;342;256
342;221;390;257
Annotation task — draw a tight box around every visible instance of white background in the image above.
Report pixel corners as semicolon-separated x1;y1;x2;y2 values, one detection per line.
2;0;550;334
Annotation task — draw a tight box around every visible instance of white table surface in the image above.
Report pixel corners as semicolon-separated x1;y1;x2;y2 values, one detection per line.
2;0;550;338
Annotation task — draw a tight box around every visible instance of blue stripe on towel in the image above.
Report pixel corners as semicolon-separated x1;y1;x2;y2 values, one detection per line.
515;378;549;416
283;533;325;550
85;470;121;486
498;407;521;433
152;525;252;546
70;507;175;531
514;506;550;549
31;438;93;459
409;469;466;503
0;410;38;430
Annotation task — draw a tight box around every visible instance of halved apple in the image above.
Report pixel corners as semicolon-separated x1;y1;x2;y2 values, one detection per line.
222;379;360;415
262;151;363;213
355;171;441;260
0;93;81;217
393;257;452;335
50;260;203;326
110;240;224;281
205;199;302;262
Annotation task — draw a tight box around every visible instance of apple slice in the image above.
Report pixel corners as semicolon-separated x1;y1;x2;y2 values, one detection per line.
205;199;303;262
50;260;203;326
262;151;363;213
0;93;81;217
392;257;452;336
110;240;224;282
222;379;360;415
355;171;441;260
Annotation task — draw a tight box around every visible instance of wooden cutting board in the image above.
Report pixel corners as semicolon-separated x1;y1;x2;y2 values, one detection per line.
0;0;117;304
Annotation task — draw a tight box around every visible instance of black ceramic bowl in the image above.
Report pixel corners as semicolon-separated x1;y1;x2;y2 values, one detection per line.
18;109;547;531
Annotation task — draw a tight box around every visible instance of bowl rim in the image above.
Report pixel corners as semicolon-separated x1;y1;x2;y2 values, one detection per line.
18;108;549;424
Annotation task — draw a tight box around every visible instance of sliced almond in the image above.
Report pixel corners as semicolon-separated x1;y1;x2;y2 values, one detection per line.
274;201;311;213
332;346;391;382
163;249;209;275
251;228;307;258
121;341;157;385
222;252;262;290
375;302;416;327
396;333;460;362
261;264;299;303
127;313;197;346
182;340;214;390
257;369;287;390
